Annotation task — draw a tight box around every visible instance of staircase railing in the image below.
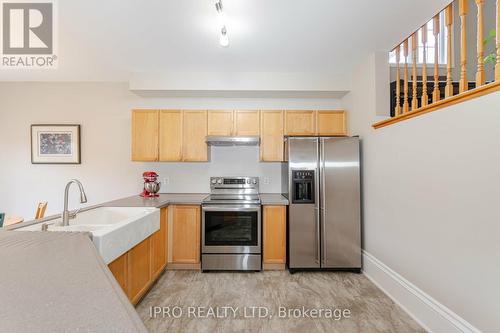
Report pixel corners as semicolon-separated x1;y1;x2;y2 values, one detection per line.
374;0;500;129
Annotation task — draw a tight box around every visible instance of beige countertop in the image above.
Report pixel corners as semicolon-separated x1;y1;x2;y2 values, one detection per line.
260;193;289;205
6;193;288;231
103;193;289;207
102;193;209;208
0;231;147;333
104;193;289;207
1;192;288;331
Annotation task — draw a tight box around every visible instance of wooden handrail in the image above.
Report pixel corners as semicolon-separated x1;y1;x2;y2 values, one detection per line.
421;24;429;107
432;14;441;103
475;0;486;87
445;4;454;97
459;0;468;93
374;82;500;129
411;33;418;110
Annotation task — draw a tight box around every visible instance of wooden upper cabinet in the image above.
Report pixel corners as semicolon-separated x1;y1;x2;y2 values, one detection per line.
131;110;159;161
233;110;260;136
260;110;284;162
208;110;234;136
263;206;286;265
159;110;183;161
182;110;208;161
317;110;346;136
285;110;316;136
172;205;200;264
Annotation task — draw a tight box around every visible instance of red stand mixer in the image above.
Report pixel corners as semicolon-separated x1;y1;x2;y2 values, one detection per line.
140;171;161;197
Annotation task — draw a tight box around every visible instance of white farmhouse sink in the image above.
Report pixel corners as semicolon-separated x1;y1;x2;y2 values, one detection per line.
18;207;160;264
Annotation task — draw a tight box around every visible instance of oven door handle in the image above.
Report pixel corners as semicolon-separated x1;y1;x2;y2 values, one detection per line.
202;205;261;212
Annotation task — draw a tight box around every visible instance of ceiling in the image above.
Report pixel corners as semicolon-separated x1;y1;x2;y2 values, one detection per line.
0;0;451;84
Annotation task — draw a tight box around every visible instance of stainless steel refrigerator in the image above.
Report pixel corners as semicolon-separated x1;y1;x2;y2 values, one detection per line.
282;136;361;272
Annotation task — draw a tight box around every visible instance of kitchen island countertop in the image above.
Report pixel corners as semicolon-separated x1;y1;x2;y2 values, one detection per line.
0;231;147;333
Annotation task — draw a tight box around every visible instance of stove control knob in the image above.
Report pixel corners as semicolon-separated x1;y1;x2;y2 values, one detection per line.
211;178;217;184
246;179;251;184
217;178;223;184
252;179;257;184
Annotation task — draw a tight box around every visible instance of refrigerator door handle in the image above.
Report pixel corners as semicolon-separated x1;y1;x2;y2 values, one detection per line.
314;207;320;264
320;139;327;266
321;207;326;265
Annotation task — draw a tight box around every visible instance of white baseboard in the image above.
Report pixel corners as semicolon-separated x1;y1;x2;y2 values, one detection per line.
362;250;481;333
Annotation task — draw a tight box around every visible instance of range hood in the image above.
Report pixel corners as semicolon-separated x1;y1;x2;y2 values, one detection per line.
206;136;260;146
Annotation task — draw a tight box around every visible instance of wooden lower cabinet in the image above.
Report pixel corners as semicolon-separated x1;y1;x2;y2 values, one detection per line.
172;205;200;264
263;206;287;269
108;252;128;292
128;237;152;304
151;207;168;280
107;207;168;306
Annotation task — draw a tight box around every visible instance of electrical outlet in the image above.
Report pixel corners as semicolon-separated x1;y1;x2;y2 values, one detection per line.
263;177;270;185
162;177;169;185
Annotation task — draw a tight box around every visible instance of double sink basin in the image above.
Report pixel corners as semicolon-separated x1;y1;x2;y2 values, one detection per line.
18;207;160;264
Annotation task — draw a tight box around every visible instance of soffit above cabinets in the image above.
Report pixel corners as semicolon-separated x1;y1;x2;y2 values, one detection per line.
128;72;350;98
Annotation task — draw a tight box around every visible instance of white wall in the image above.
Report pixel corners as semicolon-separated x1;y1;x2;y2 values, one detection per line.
344;53;500;332
0;82;341;219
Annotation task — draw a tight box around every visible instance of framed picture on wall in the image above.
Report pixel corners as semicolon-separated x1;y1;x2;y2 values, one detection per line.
31;124;81;164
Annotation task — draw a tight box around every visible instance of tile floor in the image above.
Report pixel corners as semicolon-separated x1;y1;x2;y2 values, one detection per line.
137;270;425;333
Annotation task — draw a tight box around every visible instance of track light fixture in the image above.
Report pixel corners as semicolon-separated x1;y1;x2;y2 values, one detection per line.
214;0;229;47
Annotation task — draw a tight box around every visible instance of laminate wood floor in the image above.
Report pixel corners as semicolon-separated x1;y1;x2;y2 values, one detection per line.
136;270;425;333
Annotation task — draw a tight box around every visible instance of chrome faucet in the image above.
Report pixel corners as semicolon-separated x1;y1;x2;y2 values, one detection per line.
62;179;87;226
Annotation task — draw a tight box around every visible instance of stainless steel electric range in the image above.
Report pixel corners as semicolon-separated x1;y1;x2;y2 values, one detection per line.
201;176;261;271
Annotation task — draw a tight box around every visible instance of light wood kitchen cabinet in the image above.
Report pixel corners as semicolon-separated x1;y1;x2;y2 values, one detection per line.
131;109;159;161
208;110;234;136
263;206;286;267
182;110;208;161
131;109;347;162
108;252;128;293
151;207;168;281
172;205;200;264
233;110;260;136
316;110;346;135
285;110;316;136
127;237;152;304
159;110;183;161
107;207;167;305
260;110;284;162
